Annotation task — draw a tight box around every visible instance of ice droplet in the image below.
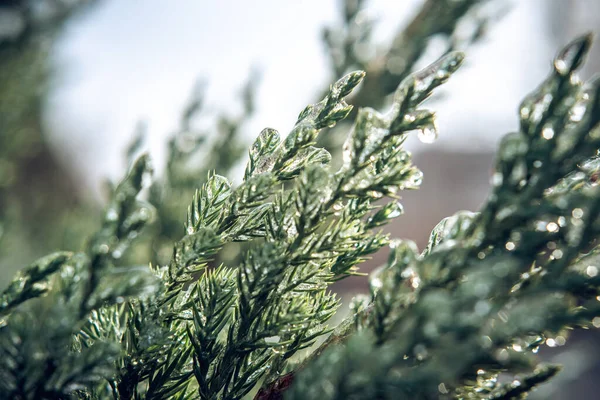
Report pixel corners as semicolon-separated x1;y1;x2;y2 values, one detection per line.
106;208;118;222
418;124;438;144
546;222;559;232
570;103;586;122
438;383;449;394
491;172;503;187
386;203;403;218
542;126;555;140
572;208;584;218
413;343;428;360
265;336;281;344
370;275;383;292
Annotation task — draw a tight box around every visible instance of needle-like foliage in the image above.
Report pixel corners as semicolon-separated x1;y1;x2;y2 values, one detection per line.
1;5;600;400
287;33;600;400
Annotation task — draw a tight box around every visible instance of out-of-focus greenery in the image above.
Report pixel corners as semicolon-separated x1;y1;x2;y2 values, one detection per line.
0;0;100;283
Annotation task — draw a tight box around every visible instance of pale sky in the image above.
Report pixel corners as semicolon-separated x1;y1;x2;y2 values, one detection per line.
44;0;557;194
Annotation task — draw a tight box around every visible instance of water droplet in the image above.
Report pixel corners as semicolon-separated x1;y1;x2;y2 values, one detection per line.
586;265;598;277
367;190;383;199
106;209;118;221
413;343;428;360
551;249;563;259
505;241;516;251
32;281;49;292
475;300;490;316
418;124;438;144
386;203;403;218
572;208;584;218
570;103;586;122
438;383;449;394
265;336;280;344
496;348;509;361
542;126;555;140
593;317;600;328
546;222;559;232
491;172;503;187
370;271;383;293
512;343;523;352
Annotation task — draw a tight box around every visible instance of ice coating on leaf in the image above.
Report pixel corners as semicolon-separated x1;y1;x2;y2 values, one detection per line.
277;147;331;180
518;89;554;136
412;51;464;93
423;210;478;256
339;53;463;193
497;132;528;165
186;174;232;233
206;175;232;203
369;239;420;342
296;70;364;129
342;107;382;167
246;128;281;177
0;252;72;316
394;51;465;107
91;266;161;305
549;156;600;195
364;203;403;230
331;70;366;99
274;70;364;180
553;33;592;76
357;109;389;164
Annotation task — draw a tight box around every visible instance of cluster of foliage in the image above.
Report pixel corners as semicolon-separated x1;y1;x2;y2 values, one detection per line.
2;0;600;399
2;31;600;399
0;0;497;280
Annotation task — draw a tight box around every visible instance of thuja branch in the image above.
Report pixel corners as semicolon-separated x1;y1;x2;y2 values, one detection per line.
287;33;600;400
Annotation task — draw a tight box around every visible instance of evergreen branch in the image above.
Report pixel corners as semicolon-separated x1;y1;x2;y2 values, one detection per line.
0;251;72;318
80;154;156;317
0;155;157;400
488;364;561;400
4;4;599;399
287;33;600;400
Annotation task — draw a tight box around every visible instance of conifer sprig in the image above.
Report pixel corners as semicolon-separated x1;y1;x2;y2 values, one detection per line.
0;154;158;399
287;33;600;400
2;7;600;399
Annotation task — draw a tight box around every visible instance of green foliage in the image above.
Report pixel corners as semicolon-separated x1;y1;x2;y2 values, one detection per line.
2;2;600;400
288;34;600;400
0;155;158;399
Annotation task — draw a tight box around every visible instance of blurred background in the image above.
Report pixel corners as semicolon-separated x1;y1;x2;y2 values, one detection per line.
1;0;600;397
